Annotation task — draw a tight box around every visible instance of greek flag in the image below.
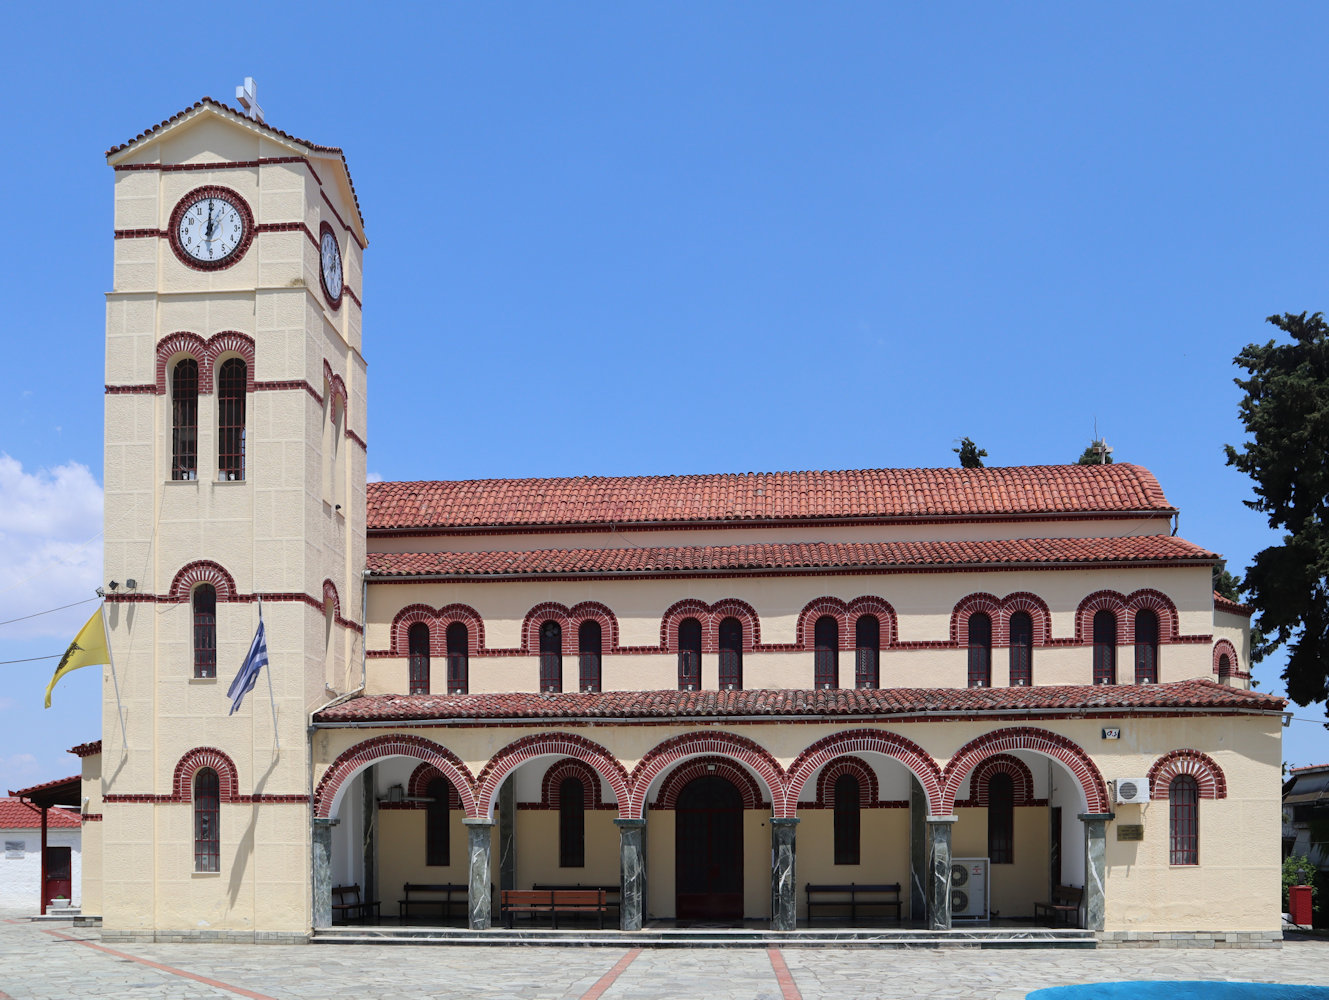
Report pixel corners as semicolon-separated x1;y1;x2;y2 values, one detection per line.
227;611;268;715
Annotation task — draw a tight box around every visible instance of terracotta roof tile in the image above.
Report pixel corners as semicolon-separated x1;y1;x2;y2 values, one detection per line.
1213;592;1254;616
368;464;1173;532
314;679;1283;724
0;799;81;829
367;534;1215;579
68;741;101;758
106;98;364;231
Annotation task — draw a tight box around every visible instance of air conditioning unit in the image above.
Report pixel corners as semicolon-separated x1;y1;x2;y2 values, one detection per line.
1115;777;1151;804
951;858;989;919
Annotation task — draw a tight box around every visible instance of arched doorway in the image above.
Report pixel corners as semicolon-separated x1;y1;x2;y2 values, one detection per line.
675;775;743;921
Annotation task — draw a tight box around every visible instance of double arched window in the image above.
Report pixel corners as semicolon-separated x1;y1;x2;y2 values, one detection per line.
814;615;839;689
967;613;992;688
677;618;702;691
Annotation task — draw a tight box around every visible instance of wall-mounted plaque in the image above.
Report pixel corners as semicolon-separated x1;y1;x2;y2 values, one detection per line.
1116;825;1145;841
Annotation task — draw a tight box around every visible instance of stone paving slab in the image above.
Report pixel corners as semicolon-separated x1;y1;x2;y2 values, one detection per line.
0;918;1325;1000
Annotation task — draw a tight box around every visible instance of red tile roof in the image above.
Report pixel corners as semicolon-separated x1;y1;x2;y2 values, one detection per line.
106;98;364;230
367;534;1216;579
0;798;81;829
68;741;101;758
1214;592;1254;616
314;679;1282;724
368;464;1174;532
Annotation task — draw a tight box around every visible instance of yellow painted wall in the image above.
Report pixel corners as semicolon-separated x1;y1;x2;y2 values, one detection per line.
952;807;1050;918
377;809;475;913
795;809;913;918
511;810;621;889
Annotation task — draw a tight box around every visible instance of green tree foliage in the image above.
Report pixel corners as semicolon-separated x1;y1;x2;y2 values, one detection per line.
1283;854;1319;908
1076;440;1114;465
1225;312;1329;709
1212;560;1242;602
953;437;987;469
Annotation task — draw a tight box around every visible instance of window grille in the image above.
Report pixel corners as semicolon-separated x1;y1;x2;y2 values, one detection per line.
1009;611;1033;686
446;622;468;695
677;617;702;691
1169;775;1198;865
540;621;562;693
1093;610;1117;684
408;622;430;695
855;615;880;689
194;768;220;873
193;584;216;679
814;615;839;689
217;358;246;481
1134;609;1159;684
967;612;992;688
171;359;199;481
578;620;602;692
718;617;743;690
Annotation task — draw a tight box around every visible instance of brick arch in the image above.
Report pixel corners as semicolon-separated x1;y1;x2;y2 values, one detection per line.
322;580;340;617
1148;749;1226;801
941;728;1108;815
661;599;711;651
951;593;1002;645
156;332;211;393
1126;589;1180;642
172;747;240;802
796;598;850;650
568;601;619;650
1212;639;1241;680
630;732;784;819
207;332;256;391
847;596;899;646
955;753;1039;807
1075;591;1128;644
475;733;630;821
406;763;463;807
786;729;944;817
168;560;238;602
710;598;761;650
522;602;573;652
540;758;608;809
813;755;879;808
437;604;486;654
654;756;769;810
314;734;476;819
322;359;348;414
999;593;1052;645
390;604;438;654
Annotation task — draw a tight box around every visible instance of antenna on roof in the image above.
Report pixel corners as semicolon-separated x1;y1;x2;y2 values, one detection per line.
235;77;265;124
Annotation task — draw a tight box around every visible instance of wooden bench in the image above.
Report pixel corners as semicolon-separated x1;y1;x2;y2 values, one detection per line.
501;888;608;929
1034;885;1084;927
805;882;903;924
398;882;468;923
331;883;381;924
532;883;620;921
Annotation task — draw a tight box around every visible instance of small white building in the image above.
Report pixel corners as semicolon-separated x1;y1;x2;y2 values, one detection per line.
0;798;82;912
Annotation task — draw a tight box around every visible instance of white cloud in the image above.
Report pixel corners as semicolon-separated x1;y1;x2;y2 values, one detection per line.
0;752;41;790
0;455;103;639
366;471;384;483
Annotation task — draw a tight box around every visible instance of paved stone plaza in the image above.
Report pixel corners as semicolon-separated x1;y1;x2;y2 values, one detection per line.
0;917;1324;1000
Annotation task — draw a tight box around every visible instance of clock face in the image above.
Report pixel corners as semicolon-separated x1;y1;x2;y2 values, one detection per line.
320;223;343;305
168;187;254;270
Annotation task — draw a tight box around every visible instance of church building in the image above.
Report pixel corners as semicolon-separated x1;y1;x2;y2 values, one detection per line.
77;96;1284;946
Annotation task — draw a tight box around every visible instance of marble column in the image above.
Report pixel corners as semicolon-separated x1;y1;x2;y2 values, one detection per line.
615;818;647;931
909;779;927;923
770;817;799;931
927;815;957;931
1079;812;1113;931
312;817;338;929
464;818;495;930
498;781;516;893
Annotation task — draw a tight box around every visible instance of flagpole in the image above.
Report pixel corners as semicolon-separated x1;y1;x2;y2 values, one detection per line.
259;596;280;753
101;601;129;750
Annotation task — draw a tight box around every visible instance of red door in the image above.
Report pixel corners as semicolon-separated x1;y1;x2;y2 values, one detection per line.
44;846;71;908
675;776;743;922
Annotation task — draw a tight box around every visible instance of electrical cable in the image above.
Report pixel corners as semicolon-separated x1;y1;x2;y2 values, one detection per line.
0;597;98;628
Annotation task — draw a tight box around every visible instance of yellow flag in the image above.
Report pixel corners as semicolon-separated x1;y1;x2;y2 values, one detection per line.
45;607;110;708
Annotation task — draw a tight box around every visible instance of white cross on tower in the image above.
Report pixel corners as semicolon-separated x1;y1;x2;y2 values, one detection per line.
235;77;265;124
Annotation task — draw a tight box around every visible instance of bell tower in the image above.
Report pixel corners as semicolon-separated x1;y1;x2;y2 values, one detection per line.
98;94;366;940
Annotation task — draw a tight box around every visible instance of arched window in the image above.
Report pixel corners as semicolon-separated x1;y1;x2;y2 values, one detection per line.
445;622;468;695
1134;609;1159;684
967;612;992;688
1169;774;1198;865
194;767;220;873
1008;611;1032;686
987;772;1014;864
217;358;246;481
1217;653;1232;681
718;617;743;690
1093;610;1117;685
833;773;861;865
408;622;430;695
678;617;702;691
855;615;880;689
814;615;839;689
171;358;199;481
540;621;563;693
425;776;450;866
559;777;585;868
192;584;216;679
578;620;602;693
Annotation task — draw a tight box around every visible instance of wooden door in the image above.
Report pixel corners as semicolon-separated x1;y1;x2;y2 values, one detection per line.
44;846;71;907
675;775;743;922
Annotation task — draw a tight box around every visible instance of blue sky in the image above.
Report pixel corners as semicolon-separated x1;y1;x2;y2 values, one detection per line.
2;2;1327;789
